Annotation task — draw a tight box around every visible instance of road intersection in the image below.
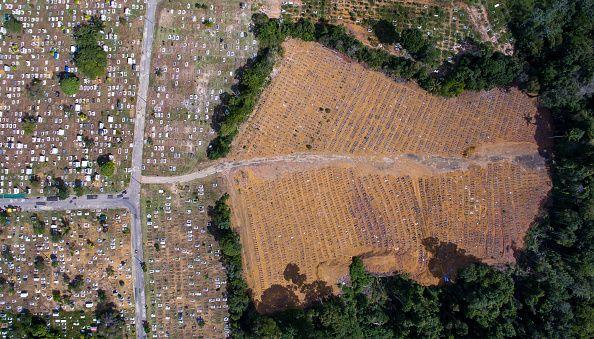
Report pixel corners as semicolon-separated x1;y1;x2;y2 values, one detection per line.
0;1;157;337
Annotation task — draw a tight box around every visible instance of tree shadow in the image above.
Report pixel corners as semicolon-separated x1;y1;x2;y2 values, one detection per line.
209;92;232;133
300;280;333;306
283;263;307;286
209;54;259;133
422;237;479;285
256;284;299;314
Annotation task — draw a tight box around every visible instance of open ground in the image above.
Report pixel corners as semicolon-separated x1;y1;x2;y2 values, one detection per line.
219;40;551;310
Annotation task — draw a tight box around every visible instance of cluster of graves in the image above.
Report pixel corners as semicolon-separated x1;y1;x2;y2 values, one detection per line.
0;209;133;334
143;178;229;337
0;0;145;196
142;0;256;175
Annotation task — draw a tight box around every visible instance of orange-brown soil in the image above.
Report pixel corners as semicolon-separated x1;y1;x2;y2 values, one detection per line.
225;40;550;311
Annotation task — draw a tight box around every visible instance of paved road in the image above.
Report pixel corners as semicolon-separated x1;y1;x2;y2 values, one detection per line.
0;194;131;212
128;0;158;337
0;1;158;337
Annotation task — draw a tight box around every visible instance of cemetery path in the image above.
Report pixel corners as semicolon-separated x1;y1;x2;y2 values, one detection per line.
128;0;158;337
140;145;547;184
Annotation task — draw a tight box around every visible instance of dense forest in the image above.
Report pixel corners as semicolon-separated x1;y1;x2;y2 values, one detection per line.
210;0;594;337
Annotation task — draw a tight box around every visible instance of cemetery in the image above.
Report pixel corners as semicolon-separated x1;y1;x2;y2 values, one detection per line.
232;39;547;160
0;0;145;197
143;0;256;175
141;178;229;337
278;0;505;59
0;208;133;335
222;39;550;309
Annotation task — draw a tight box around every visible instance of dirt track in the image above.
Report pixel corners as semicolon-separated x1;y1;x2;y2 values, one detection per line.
141;142;545;184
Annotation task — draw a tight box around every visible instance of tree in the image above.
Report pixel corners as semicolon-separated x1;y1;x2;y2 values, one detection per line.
59;74;80;95
349;257;373;293
53;178;70;200
68;274;85;291
21;114;37;135
399;28;426;54
97;289;107;303
74;45;107;79
385;275;443;338
26;78;45;100
34;255;45;270
3;14;22;34
99;160;115;177
73;18;107;79
442;264;517;337
373;20;398;44
210;193;232;230
95;301;125;336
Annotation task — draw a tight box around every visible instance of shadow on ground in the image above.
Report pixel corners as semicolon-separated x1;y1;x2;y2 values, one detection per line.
422;237;479;284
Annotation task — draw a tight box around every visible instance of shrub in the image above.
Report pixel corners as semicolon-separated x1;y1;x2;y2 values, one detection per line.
59;74;80;95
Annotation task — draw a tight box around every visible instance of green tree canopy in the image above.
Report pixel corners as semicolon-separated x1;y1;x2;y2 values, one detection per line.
3;14;22;34
59;74;80;95
73;17;107;79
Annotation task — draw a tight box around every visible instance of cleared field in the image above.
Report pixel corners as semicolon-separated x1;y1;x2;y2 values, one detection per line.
142;179;229;337
226;40;550;311
0;209;133;334
231;40;548;160
226;155;549;311
142;0;256;175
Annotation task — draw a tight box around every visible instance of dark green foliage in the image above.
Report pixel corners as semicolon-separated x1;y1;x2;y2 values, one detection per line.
1;245;14;262
3;14;22;34
59;73;80;95
34;255;45;270
73;17;107;79
208;48;276;159
385;275;442;338
4;310;60;338
209;193;232;229
208;194;250;331
95;301;125;337
21;114;37;135
97;289;107;303
53;177;69;200
504;0;594;337
442;264;517;337
399;28;425;54
349;257;373;293
26;78;45;100
68;274;85;291
373;19;398;44
441;47;521;95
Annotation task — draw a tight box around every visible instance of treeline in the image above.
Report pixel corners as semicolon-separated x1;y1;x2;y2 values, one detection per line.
207;47;277;159
503;0;594;337
2;300;125;338
210;195;517;338
252;13;520;96
207;194;251;331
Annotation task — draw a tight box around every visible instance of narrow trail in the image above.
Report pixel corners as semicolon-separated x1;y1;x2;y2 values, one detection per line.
140;146;546;184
